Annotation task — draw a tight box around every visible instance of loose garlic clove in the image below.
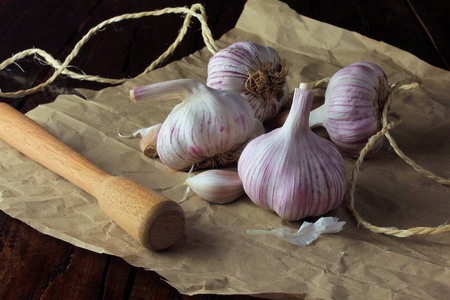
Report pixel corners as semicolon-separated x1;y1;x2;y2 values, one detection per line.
118;123;162;158
207;41;290;122
131;79;256;171
238;83;346;221
309;62;389;158
185;169;245;204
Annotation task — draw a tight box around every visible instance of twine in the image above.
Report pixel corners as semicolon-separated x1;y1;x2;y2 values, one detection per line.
0;3;218;99
312;77;330;88
348;80;450;237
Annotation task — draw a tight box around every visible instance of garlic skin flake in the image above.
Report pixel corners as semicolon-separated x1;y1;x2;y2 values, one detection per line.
118;123;162;158
238;83;346;221
309;62;389;158
247;217;345;246
207;41;289;122
186;169;244;204
131;79;255;171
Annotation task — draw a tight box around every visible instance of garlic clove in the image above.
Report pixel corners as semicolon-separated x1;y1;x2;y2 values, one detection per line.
130;79;256;171
207;41;290;122
185;169;245;204
118;123;162;158
238;83;346;221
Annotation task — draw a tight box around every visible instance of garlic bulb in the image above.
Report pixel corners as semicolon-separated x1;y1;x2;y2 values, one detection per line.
207;41;290;122
130;79;256;171
238;83;346;221
309;62;389;158
186;169;244;204
118;123;162;158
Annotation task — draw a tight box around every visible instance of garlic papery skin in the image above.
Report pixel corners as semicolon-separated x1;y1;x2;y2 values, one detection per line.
186;169;245;204
309;62;389;158
118;123;162;158
206;41;289;122
130;79;256;171
238;83;346;221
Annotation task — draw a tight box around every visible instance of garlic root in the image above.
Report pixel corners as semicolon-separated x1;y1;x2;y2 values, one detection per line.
207;41;290;122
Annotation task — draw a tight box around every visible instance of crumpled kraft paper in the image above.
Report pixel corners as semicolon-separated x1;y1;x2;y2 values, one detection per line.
1;0;449;298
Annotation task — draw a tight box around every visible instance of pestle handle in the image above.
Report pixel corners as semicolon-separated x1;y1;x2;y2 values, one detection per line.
0;103;184;251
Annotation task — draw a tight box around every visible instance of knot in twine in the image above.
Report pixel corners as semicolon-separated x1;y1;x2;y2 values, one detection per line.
0;3;219;99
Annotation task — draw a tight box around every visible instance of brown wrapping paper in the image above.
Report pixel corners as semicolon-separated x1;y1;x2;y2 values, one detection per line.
1;0;449;298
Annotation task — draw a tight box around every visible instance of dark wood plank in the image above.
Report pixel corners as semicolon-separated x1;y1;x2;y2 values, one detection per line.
283;0;449;70
130;268;184;299
202;0;247;42
0;0;99;110
14;0;143;112
103;256;135;299
39;248;109;299
407;0;450;69
0;211;97;299
127;0;207;77
130;267;259;299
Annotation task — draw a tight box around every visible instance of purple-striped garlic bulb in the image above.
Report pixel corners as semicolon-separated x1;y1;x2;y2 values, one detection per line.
238;83;346;221
309;62;389;158
207;41;290;122
130;79;256;171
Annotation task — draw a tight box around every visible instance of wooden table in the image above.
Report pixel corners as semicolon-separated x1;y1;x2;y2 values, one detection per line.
1;0;448;298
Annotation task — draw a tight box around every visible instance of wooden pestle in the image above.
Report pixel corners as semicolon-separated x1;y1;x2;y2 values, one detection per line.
0;103;185;251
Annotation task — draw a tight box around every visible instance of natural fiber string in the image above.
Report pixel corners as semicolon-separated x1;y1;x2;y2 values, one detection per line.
0;3;219;99
379;80;449;186
312;77;330;88
383;81;450;186
348;80;450;237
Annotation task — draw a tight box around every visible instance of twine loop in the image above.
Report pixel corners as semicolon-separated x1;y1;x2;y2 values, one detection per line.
348;79;450;237
0;3;218;99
